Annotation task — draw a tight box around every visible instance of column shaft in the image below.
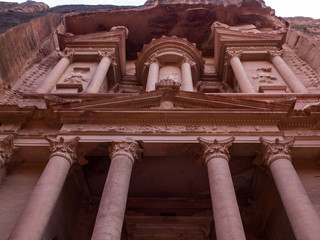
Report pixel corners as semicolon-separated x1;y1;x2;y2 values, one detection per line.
269;159;320;240
86;56;112;93
181;61;194;92
91;140;141;240
198;137;246;240
8;155;71;240
271;55;307;93
91;155;133;240
230;56;255;93
8;136;79;240
207;158;246;240
36;56;71;93
145;61;159;92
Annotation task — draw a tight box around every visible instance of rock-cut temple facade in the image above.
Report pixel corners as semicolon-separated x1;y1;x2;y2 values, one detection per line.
0;0;320;239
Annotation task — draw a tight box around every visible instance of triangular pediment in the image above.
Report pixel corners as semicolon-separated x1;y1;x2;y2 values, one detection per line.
47;90;295;112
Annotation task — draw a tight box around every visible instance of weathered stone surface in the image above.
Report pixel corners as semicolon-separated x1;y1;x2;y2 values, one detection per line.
0;13;62;91
285;20;320;76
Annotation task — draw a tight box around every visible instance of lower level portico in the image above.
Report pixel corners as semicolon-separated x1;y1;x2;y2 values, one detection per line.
1;134;319;240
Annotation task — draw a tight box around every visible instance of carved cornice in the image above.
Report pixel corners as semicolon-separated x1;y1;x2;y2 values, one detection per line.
108;139;143;164
45;136;80;165
197;137;234;165
0;135;14;168
259;137;295;167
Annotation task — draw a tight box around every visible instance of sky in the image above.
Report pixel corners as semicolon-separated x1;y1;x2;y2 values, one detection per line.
1;0;320;19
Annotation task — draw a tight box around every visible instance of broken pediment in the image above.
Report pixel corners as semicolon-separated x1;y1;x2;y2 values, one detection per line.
46;90;295;112
212;21;286;75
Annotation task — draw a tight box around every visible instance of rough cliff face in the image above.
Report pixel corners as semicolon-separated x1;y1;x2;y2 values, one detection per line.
0;1;48;13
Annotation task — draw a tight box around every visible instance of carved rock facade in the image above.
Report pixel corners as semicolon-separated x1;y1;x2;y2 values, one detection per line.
0;1;320;240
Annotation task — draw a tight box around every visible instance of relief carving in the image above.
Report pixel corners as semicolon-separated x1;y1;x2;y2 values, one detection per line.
197;137;235;165
259;137;295;167
63;67;90;84
0;135;14;168
253;68;278;84
45;136;80;165
109;139;143;163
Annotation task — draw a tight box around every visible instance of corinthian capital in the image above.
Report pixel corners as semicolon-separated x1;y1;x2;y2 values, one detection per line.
45;136;80;165
109;139;143;164
197;137;235;165
58;49;75;61
182;56;196;67
144;53;159;66
260;137;294;167
0;135;14;168
268;50;284;59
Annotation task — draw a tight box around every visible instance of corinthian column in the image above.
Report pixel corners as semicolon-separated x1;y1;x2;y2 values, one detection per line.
91;139;142;240
268;50;307;93
198;137;246;240
9;136;80;240
181;57;195;92
36;50;75;93
0;135;14;169
260;137;320;240
0;135;14;182
145;54;160;92
226;50;255;93
85;51;114;93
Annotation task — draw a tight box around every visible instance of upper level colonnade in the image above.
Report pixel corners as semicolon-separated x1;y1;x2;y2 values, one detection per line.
30;21;310;95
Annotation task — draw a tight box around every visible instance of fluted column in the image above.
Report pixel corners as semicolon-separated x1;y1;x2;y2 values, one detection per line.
260;137;320;240
9;136;80;240
145;54;160;92
268;50;307;93
91;140;142;240
198;137;246;240
0;135;14;182
36;50;75;93
226;50;255;93
181;57;195;92
85;51;114;93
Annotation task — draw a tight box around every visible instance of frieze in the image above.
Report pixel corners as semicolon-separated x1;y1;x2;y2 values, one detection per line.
60;124;279;134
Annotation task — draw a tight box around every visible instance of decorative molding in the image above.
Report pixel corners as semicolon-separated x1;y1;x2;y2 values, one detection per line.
197;137;234;165
45;136;80;165
108;139;143;164
0;135;14;168
259;137;295;167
